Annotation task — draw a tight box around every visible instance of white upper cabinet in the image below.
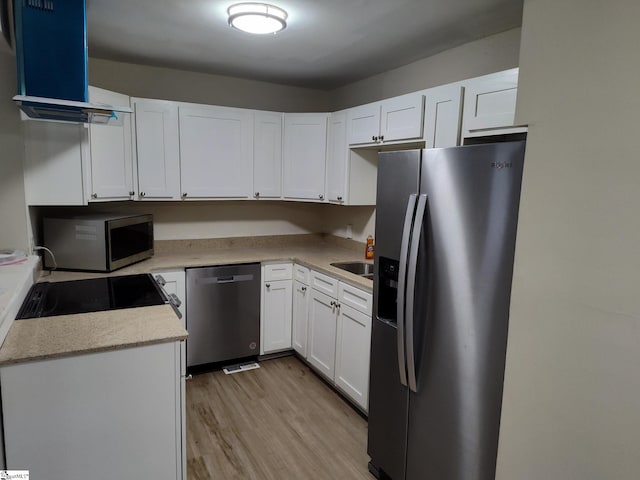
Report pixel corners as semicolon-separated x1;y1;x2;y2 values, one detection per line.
253;111;283;199
462;68;524;137
179;104;253;199
326;111;348;203
380;92;425;142
282;113;328;201
132;98;181;200
88;86;135;201
348;93;424;146
348;103;381;145
424;84;464;148
23;121;89;206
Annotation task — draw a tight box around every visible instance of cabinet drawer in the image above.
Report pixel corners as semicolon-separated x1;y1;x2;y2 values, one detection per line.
294;264;310;284
338;283;372;316
310;270;339;298
264;263;293;281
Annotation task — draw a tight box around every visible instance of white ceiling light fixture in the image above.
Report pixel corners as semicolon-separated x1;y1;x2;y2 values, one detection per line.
227;2;288;35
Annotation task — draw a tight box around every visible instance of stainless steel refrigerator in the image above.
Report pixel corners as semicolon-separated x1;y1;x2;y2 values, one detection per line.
367;141;526;480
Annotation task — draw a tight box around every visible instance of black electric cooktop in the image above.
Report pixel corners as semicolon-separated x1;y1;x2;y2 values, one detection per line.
17;274;167;319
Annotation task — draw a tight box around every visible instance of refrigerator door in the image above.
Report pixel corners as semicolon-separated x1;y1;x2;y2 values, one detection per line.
405;142;525;480
368;150;420;480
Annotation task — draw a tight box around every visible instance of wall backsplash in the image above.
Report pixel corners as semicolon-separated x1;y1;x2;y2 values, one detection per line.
32;201;376;244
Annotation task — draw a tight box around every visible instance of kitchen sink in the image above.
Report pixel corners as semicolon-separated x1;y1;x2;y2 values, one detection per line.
330;262;374;279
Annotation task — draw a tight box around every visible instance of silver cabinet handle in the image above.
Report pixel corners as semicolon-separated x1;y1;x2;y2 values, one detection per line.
372;135;377;141
301;286;307;292
155;274;166;286
92;193;98;199
255;192;260;198
266;283;271;289
182;192;188;198
397;194;417;388
337;196;343;201
129;191;135;196
406;194;428;393
319;194;324;200
185;374;193;381
379;135;384;142
140;191;146;197
169;293;182;308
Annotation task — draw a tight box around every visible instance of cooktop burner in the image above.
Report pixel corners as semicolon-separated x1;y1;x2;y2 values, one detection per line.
17;274;167;319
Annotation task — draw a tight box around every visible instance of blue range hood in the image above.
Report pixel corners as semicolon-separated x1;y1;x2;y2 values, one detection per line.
12;0;130;124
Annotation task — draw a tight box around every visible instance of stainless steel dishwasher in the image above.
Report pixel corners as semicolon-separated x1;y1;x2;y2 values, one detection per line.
186;263;260;367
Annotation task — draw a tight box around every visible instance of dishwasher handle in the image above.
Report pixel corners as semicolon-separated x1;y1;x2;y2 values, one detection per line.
195;274;255;285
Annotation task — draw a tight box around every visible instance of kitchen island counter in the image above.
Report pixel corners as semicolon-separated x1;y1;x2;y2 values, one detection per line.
0;304;187;366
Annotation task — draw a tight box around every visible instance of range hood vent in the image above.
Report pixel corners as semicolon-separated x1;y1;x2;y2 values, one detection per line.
13;95;131;125
12;0;130;125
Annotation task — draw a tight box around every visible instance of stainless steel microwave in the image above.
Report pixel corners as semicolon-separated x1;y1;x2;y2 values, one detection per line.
42;213;154;272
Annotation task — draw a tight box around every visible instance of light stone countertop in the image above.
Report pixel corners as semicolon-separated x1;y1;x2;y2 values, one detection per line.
41;234;374;291
0;235;372;366
0;305;187;366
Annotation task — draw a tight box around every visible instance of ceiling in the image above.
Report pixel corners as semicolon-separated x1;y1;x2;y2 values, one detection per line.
86;0;524;90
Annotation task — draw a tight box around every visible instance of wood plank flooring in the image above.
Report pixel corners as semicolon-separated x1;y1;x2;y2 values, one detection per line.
186;355;372;479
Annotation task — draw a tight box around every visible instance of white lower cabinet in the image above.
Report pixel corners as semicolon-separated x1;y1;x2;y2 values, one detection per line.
335;304;372;411
151;269;187;480
261;264;293;355
0;342;185;480
292;279;310;357
308;288;338;381
302;268;372;411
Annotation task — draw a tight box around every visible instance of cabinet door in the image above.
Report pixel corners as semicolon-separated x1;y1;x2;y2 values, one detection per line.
262;279;293;354
23;121;89;205
253;111;283;199
308;289;337;381
88;86;134;201
347;103;380;145
133;98;181;200
151;269;186;480
462;68;520;136
424;85;463;148
179;105;253;198
335;303;372;411
1;343;182;480
282;113;328;200
326;111;348;203
380;92;424;142
292;280;309;357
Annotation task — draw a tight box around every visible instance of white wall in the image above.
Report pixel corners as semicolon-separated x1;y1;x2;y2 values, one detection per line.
496;1;640;478
329;28;521;110
321;204;375;244
89;58;330;112
0;51;29;251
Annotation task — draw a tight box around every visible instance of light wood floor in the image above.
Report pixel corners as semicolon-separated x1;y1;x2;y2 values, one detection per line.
186;355;373;479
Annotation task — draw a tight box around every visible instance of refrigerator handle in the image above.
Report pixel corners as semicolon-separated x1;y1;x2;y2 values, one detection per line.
397;194;417;388
406;194;428;393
